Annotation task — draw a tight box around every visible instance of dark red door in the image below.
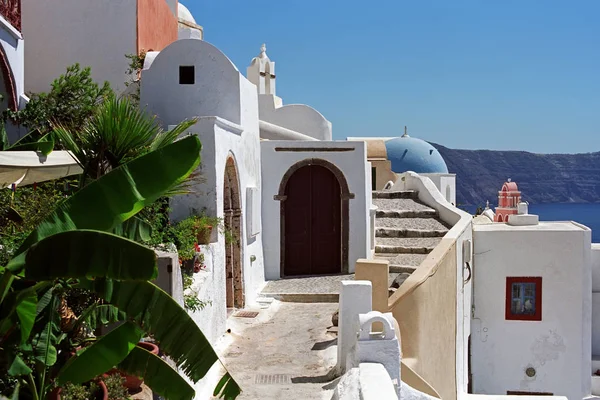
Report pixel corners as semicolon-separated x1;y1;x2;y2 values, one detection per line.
284;165;341;276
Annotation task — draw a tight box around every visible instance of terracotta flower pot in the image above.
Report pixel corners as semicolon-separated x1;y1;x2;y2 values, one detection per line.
49;379;108;400
196;225;212;245
107;341;160;391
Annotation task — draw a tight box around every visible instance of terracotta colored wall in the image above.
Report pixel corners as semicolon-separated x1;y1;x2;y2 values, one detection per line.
137;0;178;53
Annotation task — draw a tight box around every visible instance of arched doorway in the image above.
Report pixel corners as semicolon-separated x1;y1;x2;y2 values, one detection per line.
277;159;353;277
224;156;243;309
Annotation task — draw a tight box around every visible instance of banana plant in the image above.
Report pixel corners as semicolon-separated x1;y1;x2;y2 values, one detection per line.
0;136;240;400
0;123;55;155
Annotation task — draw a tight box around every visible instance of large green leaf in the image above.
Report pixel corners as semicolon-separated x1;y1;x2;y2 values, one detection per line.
85;279;239;389
213;372;242;400
32;321;58;366
15;290;36;343
57;321;143;385
118;346;196;400
0;282;49;341
8;137;54;155
9;135;201;269
75;304;126;332
113;216;151;242
23;230;157;281
8;355;32;376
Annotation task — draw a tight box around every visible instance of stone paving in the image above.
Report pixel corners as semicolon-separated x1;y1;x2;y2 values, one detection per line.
218;302;340;400
261;273;399;301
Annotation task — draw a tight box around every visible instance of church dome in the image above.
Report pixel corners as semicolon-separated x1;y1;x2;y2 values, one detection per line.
385;134;448;174
178;3;196;24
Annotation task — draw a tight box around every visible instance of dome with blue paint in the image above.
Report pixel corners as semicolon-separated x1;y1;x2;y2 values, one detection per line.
385;132;448;174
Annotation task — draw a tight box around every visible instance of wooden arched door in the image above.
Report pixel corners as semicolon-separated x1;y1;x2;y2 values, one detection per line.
283;165;341;276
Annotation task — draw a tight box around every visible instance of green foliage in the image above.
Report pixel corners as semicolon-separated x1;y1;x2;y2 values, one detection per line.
172;214;221;261
0;137;240;400
118;346;195;400
10;136;201;266
0;180;72;267
4;63;112;137
124;51;147;104
60;381;100;400
58;322;143;385
53;97;197;183
101;374;129;400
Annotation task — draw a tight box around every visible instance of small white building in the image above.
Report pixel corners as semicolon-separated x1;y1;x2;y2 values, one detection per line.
472;207;592;399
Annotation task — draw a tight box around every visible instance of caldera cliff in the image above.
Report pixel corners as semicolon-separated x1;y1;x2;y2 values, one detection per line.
431;143;600;206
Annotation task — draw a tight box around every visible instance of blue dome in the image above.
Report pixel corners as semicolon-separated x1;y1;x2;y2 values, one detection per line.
385;136;448;174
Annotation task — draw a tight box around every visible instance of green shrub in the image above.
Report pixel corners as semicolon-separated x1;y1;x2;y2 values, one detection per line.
4;63;112;137
102;374;130;400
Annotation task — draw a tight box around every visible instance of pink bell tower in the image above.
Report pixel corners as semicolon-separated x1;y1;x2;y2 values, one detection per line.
494;179;521;222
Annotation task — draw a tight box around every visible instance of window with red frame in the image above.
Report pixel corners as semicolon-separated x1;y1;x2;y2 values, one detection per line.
505;277;542;321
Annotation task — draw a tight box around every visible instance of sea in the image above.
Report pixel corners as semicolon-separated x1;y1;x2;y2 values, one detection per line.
462;203;600;243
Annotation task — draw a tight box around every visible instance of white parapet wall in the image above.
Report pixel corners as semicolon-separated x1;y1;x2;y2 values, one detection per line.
332;363;399;400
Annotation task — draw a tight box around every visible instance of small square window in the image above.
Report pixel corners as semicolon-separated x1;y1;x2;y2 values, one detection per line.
179;66;195;85
505;277;542;321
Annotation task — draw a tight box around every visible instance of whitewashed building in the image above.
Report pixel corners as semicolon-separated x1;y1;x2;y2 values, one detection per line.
0;1;26;142
22;0;179;94
472;209;592;398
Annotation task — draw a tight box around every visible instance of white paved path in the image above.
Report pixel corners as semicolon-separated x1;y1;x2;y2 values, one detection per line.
217;302;339;400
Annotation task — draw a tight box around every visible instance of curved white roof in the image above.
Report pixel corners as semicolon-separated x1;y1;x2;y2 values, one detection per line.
178;3;196;24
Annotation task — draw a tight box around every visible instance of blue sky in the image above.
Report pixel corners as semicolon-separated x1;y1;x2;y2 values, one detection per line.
186;1;599;154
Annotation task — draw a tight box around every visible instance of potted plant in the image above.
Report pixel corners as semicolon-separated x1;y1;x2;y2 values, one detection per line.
49;379;108;400
106;341;160;391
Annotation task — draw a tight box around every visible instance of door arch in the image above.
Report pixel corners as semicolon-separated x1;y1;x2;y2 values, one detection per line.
276;159;354;277
224;155;243;308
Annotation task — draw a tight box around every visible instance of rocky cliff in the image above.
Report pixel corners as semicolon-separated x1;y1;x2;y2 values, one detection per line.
431;143;600;206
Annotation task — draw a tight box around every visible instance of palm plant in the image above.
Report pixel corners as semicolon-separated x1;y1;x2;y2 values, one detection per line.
53;97;197;184
0;136;240;400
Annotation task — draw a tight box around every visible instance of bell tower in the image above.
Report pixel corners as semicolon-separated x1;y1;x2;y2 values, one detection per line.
247;44;276;96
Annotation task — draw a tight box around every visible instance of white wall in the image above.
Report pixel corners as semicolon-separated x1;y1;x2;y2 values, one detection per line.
472;223;592;399
261;140;370;280
258;95;332;141
591;244;600;356
140;37;265;347
141;39;243;127
0;16;26;142
420;173;456;206
22;0;137;94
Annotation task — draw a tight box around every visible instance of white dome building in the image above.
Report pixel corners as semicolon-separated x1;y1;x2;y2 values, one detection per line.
178;3;203;40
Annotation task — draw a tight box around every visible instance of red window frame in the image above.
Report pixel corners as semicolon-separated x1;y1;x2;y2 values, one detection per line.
505;277;542;321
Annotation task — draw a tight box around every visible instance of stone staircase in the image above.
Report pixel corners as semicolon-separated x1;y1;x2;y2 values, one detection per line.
372;190;450;294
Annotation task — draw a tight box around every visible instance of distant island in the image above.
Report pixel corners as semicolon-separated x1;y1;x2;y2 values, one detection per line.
431;142;600;206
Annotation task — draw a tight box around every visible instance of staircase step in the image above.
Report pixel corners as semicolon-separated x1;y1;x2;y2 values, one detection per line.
376;217;450;231
376;209;438;218
374;253;427;268
375;237;441;254
376;227;447;238
372;190;418;199
373;197;435;213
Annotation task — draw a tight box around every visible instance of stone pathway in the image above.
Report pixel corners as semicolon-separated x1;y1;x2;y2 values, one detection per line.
261;273;399;302
218;302;339;400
